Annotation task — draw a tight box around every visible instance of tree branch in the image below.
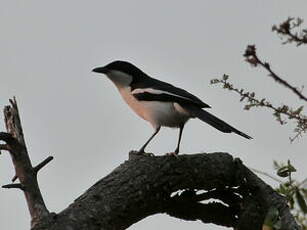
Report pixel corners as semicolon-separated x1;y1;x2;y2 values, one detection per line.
244;45;307;102
2;183;25;190
0;98;52;228
34;156;54;174
30;152;299;230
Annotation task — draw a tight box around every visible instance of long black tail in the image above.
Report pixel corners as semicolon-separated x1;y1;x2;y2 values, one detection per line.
186;106;252;139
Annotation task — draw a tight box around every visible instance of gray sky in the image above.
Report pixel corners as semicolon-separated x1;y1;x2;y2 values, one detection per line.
0;1;306;229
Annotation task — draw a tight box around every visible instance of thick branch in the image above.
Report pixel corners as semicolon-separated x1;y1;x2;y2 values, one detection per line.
31;152;299;230
0;98;51;227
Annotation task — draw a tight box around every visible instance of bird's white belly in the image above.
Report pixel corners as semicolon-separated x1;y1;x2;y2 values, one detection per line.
119;88;190;128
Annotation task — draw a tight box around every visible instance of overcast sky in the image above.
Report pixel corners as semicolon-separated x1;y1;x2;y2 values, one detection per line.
0;1;306;230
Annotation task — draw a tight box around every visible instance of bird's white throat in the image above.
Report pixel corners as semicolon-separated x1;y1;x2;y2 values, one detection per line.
106;70;133;89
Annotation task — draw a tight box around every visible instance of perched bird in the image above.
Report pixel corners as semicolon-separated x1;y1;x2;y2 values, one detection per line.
93;61;251;155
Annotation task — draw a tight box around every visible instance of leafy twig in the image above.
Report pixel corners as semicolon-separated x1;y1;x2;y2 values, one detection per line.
210;75;307;141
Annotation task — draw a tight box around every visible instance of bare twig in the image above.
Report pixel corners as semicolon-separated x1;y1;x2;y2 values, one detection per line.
0;97;52;227
244;45;307;102
10;156;55;183
34;156;54;173
2;183;25;190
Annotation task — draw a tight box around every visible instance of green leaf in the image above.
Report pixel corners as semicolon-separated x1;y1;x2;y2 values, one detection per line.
277;166;291;177
276;161;296;177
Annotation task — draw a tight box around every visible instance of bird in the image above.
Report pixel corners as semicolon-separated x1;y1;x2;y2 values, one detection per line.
92;60;252;155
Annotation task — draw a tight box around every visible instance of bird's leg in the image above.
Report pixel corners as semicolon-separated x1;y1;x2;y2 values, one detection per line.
174;123;184;155
138;126;161;154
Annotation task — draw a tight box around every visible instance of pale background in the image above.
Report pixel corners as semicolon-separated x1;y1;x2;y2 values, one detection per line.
0;1;306;229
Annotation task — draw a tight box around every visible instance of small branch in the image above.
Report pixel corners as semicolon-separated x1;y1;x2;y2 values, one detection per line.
210;75;307;141
34;156;54;174
2;183;25;190
29;153;299;230
244;45;307;102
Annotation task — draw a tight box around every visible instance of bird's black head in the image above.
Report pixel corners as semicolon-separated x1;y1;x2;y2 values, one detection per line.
92;60;146;78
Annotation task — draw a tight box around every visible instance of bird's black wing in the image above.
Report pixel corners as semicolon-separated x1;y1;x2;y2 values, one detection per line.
131;77;211;108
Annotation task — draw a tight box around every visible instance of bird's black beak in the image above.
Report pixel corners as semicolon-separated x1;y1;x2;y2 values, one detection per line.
92;66;109;74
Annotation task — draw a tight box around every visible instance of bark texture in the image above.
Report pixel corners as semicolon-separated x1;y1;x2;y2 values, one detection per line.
0;98;301;230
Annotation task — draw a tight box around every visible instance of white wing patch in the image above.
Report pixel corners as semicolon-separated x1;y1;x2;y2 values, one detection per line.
131;88;194;102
